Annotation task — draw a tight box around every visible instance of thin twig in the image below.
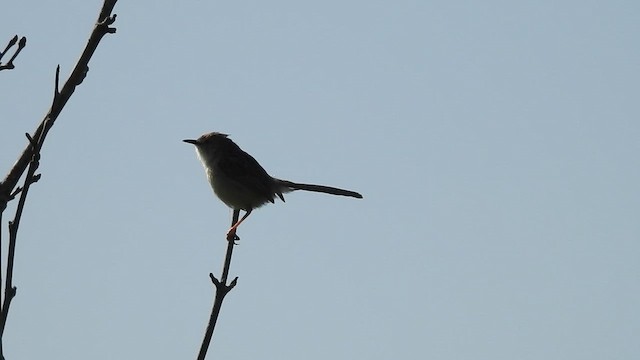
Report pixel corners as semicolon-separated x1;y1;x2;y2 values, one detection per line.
0;36;18;60
0;0;118;215
197;210;240;360
0;1;119;357
0;132;43;338
0;36;26;72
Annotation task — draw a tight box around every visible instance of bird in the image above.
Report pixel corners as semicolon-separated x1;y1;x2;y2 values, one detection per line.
183;132;362;240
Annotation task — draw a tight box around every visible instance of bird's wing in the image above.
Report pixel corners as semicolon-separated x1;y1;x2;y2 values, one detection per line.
217;148;277;204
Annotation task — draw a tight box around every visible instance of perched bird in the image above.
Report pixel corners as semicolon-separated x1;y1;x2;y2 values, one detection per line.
184;132;362;240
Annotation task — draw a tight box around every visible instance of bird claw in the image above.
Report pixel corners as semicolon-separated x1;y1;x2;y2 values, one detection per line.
226;230;240;243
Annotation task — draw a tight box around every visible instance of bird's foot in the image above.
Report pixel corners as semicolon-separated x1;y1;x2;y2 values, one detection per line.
226;229;240;243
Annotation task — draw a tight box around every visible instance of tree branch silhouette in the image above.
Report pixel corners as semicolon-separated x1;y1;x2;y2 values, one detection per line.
0;1;118;357
0;132;45;344
0;0;117;213
0;35;27;72
197;210;240;360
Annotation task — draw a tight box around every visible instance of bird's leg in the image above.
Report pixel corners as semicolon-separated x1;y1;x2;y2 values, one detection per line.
226;209;252;241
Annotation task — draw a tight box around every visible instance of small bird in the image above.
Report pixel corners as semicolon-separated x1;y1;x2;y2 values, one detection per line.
184;132;362;240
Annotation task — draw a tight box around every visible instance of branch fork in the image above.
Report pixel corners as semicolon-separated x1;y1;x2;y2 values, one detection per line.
0;1;119;357
197;210;242;360
0;35;27;71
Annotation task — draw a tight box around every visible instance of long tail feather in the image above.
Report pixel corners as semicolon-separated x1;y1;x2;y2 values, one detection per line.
276;179;363;199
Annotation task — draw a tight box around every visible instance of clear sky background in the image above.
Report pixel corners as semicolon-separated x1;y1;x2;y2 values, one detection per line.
2;1;639;359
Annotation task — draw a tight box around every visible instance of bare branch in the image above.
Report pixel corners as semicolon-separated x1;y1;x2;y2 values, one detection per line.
0;0;118;214
0;130;43;338
0;36;18;56
53;65;61;103
197;210;241;360
0;1;119;356
0;35;27;72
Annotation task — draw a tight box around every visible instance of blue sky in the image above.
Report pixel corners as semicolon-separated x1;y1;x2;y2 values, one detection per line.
2;1;639;359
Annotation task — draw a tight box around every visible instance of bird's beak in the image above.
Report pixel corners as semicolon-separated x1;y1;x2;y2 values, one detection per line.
183;139;198;145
